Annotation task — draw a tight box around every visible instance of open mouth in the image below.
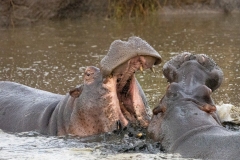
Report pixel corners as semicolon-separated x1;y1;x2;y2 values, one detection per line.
100;36;161;129
111;55;159;128
113;55;157;94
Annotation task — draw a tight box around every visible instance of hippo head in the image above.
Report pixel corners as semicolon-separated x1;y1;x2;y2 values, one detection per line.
148;53;223;149
67;37;161;137
162;52;223;92
100;36;161;126
148;84;219;142
148;84;222;152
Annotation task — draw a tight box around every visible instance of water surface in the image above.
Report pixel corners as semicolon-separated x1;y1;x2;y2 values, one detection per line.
0;13;240;159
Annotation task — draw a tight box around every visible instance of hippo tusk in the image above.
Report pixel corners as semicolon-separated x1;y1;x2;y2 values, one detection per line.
140;65;143;73
136;132;143;138
150;67;155;73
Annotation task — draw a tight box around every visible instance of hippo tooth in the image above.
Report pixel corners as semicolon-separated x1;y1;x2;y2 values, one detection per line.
140;65;143;73
150;67;155;73
136;132;143;138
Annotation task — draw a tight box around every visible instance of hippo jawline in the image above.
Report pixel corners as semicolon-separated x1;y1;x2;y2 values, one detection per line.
104;55;157;129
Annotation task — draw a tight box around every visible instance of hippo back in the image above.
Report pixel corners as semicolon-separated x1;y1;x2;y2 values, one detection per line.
0;81;63;134
172;126;240;159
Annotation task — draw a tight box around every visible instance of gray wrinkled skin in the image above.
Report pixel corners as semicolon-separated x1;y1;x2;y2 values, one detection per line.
149;100;240;159
100;36;161;77
0;81;63;134
148;53;240;159
0;68;123;137
0;37;161;137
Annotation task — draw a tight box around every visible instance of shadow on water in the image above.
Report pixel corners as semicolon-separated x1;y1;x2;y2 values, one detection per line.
0;13;240;159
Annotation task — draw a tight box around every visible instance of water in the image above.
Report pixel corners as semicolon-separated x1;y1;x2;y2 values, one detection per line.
0;130;184;159
0;13;240;159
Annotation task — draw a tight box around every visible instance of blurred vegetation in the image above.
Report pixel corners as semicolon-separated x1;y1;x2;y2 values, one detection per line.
108;0;160;18
108;0;211;18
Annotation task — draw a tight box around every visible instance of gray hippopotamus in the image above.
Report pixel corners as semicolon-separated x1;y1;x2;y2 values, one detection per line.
148;53;240;159
0;36;161;137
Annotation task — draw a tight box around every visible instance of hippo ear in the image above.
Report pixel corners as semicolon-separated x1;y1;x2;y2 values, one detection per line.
69;85;83;98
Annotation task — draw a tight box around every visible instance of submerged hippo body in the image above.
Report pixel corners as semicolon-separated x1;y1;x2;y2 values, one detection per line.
0;66;146;136
0;36;161;137
0;81;63;134
148;53;240;159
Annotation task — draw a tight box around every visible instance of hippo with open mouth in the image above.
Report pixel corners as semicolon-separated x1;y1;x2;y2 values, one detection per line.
148;53;240;159
0;36;161;137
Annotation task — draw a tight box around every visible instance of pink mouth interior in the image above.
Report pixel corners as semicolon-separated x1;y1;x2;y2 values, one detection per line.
111;55;157;128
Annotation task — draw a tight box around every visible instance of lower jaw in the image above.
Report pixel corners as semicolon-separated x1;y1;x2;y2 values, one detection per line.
147;114;163;141
117;76;150;128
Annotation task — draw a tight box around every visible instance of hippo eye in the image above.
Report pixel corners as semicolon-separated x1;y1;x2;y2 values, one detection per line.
117;78;121;83
85;72;93;77
166;91;178;99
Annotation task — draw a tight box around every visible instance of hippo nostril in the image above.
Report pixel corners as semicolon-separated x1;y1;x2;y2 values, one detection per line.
197;55;206;65
184;54;190;61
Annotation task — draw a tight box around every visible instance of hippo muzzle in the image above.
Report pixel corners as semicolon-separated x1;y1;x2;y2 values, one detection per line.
148;53;224;146
162;52;223;91
148;54;240;160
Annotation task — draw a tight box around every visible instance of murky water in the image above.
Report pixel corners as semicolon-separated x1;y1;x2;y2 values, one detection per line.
0;13;240;159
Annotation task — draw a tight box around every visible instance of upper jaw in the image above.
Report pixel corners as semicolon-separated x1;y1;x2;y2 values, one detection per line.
99;36;161;129
113;55;158;91
111;55;157;128
100;36;162;78
101;55;159;129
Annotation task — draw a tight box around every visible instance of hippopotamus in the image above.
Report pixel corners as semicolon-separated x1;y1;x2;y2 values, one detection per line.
0;36;161;137
148;53;240;159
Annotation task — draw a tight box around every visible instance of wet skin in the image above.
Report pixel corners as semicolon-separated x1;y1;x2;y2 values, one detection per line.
148;53;240;159
0;36;161;137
